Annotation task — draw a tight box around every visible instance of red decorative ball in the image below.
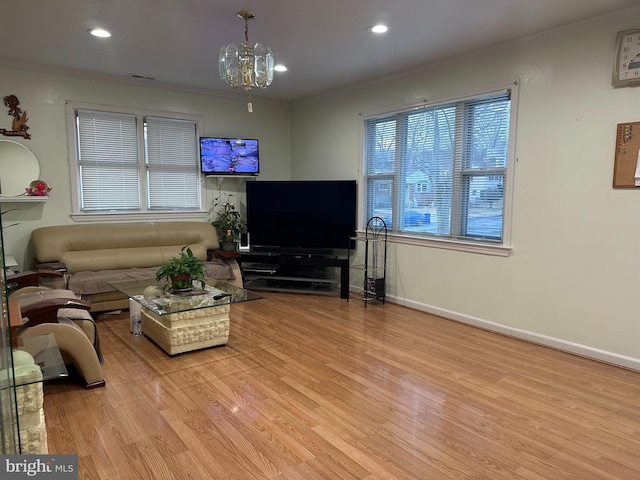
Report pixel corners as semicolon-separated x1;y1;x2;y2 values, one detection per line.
25;180;51;196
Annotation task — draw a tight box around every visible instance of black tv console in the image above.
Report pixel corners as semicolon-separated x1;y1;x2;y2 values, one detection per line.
237;251;349;299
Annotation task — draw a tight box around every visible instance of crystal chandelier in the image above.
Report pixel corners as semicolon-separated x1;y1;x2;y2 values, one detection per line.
219;11;274;95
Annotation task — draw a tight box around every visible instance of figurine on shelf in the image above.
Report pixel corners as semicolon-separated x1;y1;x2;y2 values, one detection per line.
25;180;51;196
1;95;31;139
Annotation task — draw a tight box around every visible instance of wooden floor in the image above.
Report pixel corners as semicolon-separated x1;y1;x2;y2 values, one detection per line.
43;293;640;480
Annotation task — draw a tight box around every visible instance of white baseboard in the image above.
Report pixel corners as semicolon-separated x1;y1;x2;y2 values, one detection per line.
386;294;640;372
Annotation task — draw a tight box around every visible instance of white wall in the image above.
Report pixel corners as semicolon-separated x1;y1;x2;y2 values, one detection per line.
290;9;640;367
0;67;291;270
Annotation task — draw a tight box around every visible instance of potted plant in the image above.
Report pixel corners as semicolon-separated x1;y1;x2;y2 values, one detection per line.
155;246;206;291
210;194;246;251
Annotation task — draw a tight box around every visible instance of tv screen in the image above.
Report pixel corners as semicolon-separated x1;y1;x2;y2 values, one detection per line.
246;180;357;253
200;137;259;175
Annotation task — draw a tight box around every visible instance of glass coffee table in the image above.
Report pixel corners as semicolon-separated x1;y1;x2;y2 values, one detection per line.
108;278;264;355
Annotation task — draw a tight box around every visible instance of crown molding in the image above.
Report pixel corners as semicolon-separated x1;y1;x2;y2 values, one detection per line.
0;58;288;106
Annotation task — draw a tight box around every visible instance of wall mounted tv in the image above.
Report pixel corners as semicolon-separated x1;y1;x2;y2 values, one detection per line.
246;180;357;254
200;137;259;175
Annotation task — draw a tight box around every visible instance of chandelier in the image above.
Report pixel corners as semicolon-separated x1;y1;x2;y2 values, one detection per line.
219;11;274;96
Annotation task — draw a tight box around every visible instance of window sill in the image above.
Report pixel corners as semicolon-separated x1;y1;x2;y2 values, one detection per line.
71;211;208;223
381;232;512;257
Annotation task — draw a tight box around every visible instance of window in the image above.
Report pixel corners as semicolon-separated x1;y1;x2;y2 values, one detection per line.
362;85;516;250
66;102;203;218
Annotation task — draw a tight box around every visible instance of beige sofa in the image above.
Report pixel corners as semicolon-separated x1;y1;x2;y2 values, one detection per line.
31;222;242;313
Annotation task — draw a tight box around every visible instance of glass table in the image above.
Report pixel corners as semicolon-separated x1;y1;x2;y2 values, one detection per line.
14;334;69;385
0;334;68;390
0;334;64;455
108;279;264;355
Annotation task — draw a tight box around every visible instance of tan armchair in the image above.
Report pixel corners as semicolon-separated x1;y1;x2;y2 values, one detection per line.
8;271;105;389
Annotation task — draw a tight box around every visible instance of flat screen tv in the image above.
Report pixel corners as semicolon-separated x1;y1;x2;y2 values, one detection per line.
246;180;357;254
200;137;259;175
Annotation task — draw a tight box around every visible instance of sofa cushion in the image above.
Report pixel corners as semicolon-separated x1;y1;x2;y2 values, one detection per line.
32;222;220;272
61;245;209;273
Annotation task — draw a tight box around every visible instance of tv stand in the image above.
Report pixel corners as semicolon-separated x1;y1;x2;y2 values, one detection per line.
249;245;333;255
238;251;349;299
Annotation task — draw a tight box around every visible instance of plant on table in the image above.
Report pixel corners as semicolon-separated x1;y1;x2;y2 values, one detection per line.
155;246;206;291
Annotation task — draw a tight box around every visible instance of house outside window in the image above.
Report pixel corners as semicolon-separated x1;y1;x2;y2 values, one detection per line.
66;102;204;220
362;84;517;252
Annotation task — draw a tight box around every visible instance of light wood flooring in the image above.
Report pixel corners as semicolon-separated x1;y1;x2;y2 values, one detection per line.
43;293;640;479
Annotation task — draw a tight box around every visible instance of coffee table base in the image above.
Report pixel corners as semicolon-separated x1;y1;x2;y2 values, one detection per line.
140;304;231;355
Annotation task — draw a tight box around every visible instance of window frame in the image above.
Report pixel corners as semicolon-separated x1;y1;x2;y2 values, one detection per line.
65;101;207;222
359;82;518;257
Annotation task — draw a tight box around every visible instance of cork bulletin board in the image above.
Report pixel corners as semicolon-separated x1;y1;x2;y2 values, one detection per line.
613;121;640;188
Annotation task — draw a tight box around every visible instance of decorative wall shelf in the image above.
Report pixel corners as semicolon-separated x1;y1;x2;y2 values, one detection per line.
0;196;48;203
206;175;256;189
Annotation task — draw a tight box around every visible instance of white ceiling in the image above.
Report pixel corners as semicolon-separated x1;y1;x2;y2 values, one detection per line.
2;0;638;103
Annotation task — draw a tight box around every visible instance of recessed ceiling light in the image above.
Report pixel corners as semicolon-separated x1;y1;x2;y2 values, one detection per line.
274;65;288;72
370;24;388;34
89;28;111;38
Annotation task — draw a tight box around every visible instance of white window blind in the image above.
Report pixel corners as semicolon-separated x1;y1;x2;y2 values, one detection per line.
363;88;513;245
77;110;140;211
146;117;200;210
73;106;202;215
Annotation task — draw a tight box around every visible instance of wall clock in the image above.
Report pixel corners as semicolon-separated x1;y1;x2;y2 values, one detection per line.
613;27;640;88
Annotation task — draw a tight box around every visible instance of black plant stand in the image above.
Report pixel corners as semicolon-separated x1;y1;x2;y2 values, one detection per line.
349;216;387;306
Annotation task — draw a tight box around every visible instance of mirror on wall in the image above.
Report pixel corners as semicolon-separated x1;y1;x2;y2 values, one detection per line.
0;140;40;197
